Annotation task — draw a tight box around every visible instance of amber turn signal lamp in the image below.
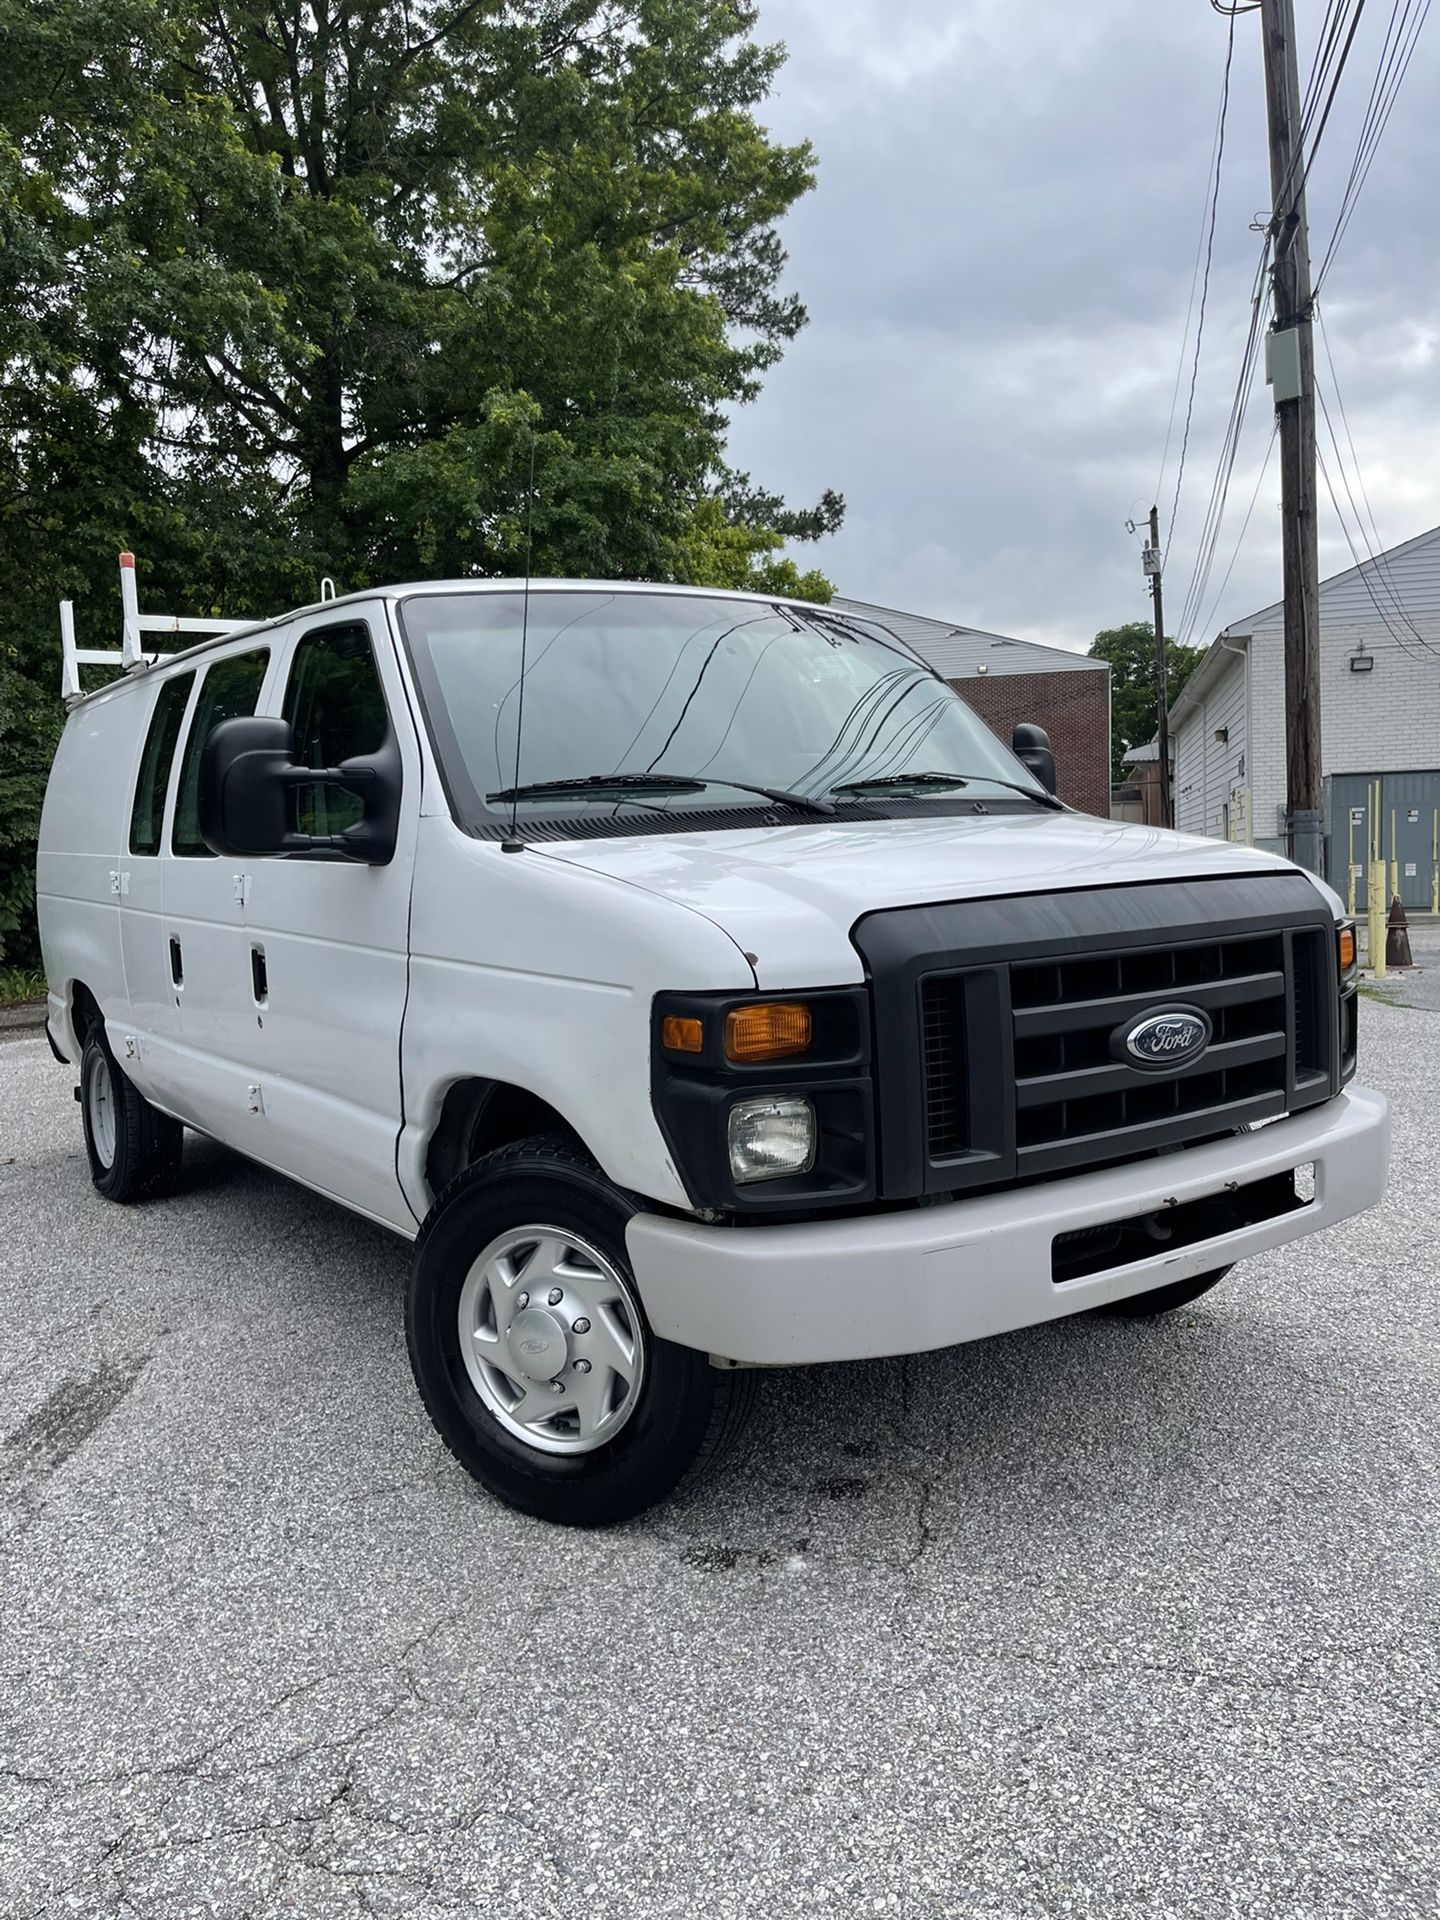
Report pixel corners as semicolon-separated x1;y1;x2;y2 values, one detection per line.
724;1002;812;1063
661;1014;704;1054
1338;925;1356;972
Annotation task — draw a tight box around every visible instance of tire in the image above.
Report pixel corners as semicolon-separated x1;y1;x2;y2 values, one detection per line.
79;1031;184;1202
1103;1266;1233;1318
406;1134;754;1527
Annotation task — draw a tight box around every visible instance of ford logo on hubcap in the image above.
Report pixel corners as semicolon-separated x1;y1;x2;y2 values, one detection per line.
1117;1007;1212;1069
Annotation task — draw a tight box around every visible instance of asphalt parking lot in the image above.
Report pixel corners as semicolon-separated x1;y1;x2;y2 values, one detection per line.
1;999;1436;1920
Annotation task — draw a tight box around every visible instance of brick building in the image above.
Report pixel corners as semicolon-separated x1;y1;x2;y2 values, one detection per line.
831;596;1112;817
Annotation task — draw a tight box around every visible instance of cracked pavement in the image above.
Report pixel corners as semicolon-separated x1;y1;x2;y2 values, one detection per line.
1;1000;1436;1918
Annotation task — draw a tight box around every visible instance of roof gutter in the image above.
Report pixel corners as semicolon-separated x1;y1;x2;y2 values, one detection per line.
1168;628;1248;729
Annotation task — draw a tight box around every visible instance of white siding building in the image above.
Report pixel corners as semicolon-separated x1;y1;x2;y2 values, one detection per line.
1168;525;1440;909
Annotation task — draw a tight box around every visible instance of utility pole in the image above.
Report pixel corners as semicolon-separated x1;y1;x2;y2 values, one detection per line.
1145;505;1170;829
1260;0;1323;874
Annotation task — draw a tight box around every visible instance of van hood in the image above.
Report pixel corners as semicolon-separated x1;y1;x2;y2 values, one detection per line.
538;809;1328;988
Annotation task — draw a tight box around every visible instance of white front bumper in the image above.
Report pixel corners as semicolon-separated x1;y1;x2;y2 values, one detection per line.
625;1086;1390;1365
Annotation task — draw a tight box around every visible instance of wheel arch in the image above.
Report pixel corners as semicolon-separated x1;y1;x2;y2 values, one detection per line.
64;979;104;1062
422;1077;585;1204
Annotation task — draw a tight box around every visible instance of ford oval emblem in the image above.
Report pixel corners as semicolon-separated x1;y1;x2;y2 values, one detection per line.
1119;1007;1212;1069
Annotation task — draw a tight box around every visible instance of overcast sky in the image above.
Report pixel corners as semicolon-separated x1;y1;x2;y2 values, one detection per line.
726;0;1440;652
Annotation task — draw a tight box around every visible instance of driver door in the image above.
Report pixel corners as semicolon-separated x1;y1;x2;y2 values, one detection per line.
237;607;421;1231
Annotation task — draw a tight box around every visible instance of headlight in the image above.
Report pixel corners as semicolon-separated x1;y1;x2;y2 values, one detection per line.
727;1096;817;1184
1337;922;1357;975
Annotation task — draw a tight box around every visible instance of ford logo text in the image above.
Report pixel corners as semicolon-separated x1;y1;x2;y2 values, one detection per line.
1118;1007;1212;1069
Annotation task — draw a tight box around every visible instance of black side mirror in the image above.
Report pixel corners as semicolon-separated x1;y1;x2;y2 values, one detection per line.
1011;722;1057;797
198;716;402;865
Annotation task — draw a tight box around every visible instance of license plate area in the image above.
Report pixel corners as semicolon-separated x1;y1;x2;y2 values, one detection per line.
1051;1166;1313;1284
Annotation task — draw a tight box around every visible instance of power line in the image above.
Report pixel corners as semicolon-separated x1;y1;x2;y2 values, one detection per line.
1313;322;1440;657
1277;0;1370;233
1315;0;1432;291
1163;3;1344;587
1191;421;1279;646
1163;8;1239;558
1264;0;1358;229
1154;31;1237;520
1172;234;1273;648
1314;306;1433;648
1315;439;1440;659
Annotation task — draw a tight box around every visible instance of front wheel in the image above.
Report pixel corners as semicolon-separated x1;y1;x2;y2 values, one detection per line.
1103;1266;1233;1318
406;1136;753;1526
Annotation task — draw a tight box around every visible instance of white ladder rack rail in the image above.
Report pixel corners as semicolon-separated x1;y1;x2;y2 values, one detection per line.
59;551;252;702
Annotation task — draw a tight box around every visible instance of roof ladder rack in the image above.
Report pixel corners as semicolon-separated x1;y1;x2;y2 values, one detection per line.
60;552;252;702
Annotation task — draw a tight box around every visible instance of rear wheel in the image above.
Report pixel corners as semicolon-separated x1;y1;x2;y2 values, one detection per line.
1104;1266;1232;1317
406;1135;754;1526
80;1032;183;1202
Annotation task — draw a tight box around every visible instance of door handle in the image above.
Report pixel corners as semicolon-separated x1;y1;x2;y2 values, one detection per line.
169;937;183;987
250;944;268;1005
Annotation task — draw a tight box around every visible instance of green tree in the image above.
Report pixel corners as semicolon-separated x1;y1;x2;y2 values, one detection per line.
1089;623;1205;785
0;0;841;963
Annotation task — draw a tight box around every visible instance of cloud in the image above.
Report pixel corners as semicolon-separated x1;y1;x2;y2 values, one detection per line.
730;0;1440;652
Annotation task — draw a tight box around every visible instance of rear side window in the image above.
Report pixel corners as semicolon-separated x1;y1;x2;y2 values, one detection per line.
281;624;389;837
129;673;195;855
171;650;270;857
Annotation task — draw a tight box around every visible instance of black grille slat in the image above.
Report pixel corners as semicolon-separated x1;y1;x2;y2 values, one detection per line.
1014;1032;1288;1109
1015;1088;1290;1177
1010;969;1285;1038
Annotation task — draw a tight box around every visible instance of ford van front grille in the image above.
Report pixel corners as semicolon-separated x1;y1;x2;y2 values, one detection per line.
935;928;1327;1176
854;876;1346;1202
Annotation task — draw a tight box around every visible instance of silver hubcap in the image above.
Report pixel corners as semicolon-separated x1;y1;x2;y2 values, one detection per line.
457;1226;645;1455
84;1050;117;1169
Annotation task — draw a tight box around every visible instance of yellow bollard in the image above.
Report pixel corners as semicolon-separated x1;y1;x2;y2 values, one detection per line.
1347;808;1358;915
1367;782;1386;977
1389;807;1398;904
1369;863;1387;977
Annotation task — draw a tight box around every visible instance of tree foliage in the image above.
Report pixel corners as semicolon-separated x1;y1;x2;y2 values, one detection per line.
0;0;841;961
1089;623;1205;785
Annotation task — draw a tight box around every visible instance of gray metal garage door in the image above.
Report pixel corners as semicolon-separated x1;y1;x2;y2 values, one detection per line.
1328;771;1440;913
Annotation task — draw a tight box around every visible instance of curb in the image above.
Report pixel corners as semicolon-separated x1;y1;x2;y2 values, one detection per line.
0;1000;48;1035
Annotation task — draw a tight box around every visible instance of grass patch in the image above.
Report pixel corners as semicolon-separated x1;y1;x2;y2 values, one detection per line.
0;967;46;1007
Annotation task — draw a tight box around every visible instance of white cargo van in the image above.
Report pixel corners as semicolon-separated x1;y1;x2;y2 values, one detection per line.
38;559;1389;1524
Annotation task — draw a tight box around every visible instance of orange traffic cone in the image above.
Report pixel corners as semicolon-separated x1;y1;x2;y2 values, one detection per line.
1385;896;1414;970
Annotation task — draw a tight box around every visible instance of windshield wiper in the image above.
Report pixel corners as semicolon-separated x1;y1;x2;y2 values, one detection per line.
486;773;708;802
684;777;835;817
831;769;1062;810
831;770;970;794
487;772;835;816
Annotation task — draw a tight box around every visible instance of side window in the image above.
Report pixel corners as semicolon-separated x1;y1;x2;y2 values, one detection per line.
281;624;389;837
171;650;270;857
129;673;195;855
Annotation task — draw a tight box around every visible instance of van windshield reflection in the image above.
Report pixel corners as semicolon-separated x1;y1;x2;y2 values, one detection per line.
399;589;1046;828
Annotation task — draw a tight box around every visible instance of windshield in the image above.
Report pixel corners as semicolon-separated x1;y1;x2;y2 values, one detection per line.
398;589;1046;828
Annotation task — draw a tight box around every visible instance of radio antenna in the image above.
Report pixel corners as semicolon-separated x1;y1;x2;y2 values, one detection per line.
501;432;538;854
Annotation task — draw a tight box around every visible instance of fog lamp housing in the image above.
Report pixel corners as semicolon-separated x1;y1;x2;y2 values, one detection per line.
727;1096;817;1184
